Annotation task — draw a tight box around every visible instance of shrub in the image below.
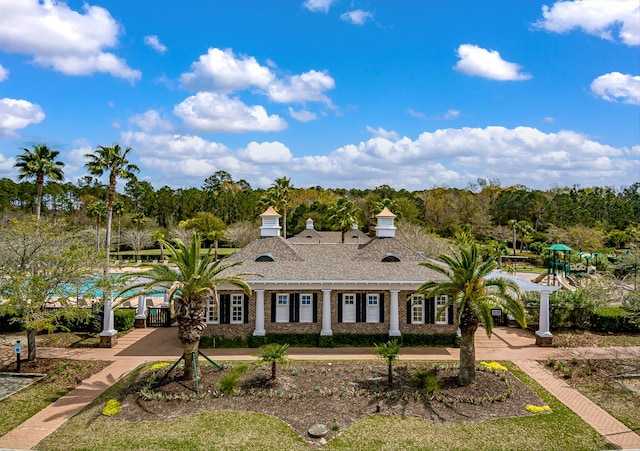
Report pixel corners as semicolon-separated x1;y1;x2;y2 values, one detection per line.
218;364;248;394
114;308;135;332
0;312;23;332
200;335;247;348
101;399;122;416
411;369;439;394
591;307;640;333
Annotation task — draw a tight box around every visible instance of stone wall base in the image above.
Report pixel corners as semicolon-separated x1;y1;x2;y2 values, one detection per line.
99;334;118;348
134;318;147;328
535;332;553;347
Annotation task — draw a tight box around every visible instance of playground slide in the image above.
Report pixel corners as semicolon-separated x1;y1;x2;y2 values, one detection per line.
531;269;548;283
556;271;576;291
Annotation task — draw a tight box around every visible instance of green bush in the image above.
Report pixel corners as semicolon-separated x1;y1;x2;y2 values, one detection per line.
0;312;22;332
114;309;135;332
591;307;640;333
318;335;334;348
54;307;93;332
401;333;457;347
217;363;248;394
200;335;247;348
411;369;440;394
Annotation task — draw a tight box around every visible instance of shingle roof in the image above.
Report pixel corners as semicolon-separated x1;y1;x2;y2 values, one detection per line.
222;234;446;284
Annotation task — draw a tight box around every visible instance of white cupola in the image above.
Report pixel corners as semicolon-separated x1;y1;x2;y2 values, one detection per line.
306;217;315;230
375;207;396;238
260;207;281;237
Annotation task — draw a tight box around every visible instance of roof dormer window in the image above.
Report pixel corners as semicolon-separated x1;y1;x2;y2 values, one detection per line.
381;253;400;262
255;253;275;262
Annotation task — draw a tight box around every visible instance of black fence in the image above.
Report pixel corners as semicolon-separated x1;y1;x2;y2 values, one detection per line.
491;309;508;327
146;307;171;327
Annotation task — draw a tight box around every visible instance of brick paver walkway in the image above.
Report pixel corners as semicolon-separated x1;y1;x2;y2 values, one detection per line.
0;326;639;450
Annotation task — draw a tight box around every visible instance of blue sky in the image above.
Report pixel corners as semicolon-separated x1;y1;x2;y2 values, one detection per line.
0;0;638;191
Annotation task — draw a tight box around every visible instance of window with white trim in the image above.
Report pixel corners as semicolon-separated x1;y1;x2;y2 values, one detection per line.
276;293;289;323
231;294;244;324
300;293;313;323
366;293;379;323
342;293;356;323
435;295;448;324
411;294;424;324
206;296;219;324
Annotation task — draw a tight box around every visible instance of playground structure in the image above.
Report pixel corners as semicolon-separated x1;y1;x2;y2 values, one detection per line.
546;243;576;290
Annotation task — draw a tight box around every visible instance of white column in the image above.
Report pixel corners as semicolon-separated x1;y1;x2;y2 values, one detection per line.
253;290;265;336
100;294;117;337
536;291;552;337
389;289;401;336
135;294;147;320
321;289;332;336
162;290;169;307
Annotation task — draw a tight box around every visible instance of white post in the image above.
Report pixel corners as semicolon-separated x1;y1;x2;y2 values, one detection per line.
162;290;169;307
321;289;332;336
100;295;117;338
135;294;147;320
537;291;552;337
253;290;265;336
389;289;401;336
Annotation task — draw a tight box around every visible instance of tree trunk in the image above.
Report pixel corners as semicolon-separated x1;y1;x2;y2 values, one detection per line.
458;324;477;386
271;361;277;380
35;173;44;220
181;340;199;382
388;361;393;385
27;328;37;362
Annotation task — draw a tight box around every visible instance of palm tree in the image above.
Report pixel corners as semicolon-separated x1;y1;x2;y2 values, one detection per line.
373;339;401;385
121;232;251;382
87;201;107;250
85;145;139;269
262;177;292;237
258;343;290;380
417;244;525;386
329;197;359;243
14;144;65;220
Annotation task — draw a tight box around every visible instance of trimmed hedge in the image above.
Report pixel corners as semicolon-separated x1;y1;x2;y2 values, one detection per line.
246;332;458;348
114;309;135;332
200;335;247;348
591;307;639;333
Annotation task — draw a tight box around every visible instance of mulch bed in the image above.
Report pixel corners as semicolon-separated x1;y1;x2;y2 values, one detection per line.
113;361;547;443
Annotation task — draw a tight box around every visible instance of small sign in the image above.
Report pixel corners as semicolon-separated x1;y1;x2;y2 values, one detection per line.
14;342;21;354
491;309;503;316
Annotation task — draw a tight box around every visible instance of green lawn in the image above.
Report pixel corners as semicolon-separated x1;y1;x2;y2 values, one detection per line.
36;362;612;451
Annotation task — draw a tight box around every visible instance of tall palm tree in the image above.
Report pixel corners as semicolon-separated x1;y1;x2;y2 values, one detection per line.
87;201;107;250
14;144;65;220
85;145;139;269
262;177;292;238
417;244;525;386
329;197;359;243
121;232;251;382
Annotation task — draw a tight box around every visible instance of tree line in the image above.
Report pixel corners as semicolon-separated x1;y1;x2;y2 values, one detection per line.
2;144;639;254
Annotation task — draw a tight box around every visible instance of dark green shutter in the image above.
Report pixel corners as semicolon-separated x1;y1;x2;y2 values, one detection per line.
379;293;385;323
244;294;249;324
270;293;276;322
312;293;318;323
337;293;343;322
221;294;231;324
448;305;454;325
426;298;435;324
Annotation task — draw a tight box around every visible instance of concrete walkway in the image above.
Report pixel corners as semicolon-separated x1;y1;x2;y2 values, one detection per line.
0;327;639;450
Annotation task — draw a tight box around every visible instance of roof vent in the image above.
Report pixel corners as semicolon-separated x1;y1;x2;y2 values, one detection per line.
259;207;281;237
376;207;396;238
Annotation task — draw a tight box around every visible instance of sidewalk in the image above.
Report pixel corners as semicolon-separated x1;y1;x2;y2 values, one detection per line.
0;327;639;450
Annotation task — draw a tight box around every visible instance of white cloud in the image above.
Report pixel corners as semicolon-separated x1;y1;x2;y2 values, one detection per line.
174;92;287;133
180;48;275;92
303;0;337;13
0;98;45;136
543;116;555;123
0;64;8;82
240;141;293;164
0;0;140;82
536;0;640;46
444;109;460;119
0;152;16;178
267;69;335;104
129;109;174;132
340;10;374;25
115;126;638;190
453;44;531;81
407;109;427;119
288;107;317;122
590;72;640;104
366;126;399;140
144;35;167;54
